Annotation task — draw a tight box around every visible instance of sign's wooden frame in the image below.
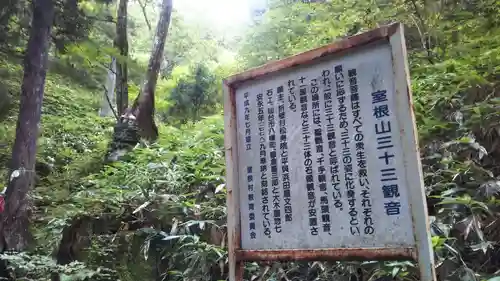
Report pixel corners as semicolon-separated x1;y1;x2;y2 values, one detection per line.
222;22;436;281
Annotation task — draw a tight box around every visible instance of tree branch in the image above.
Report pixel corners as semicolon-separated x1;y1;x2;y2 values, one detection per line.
137;0;152;32
408;0;434;64
101;84;119;120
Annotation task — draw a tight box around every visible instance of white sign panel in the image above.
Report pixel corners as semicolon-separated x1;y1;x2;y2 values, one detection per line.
234;42;414;250
224;23;436;281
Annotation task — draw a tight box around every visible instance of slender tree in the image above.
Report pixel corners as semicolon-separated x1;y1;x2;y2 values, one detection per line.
127;0;172;140
115;0;129;116
0;0;54;274
106;0;172;161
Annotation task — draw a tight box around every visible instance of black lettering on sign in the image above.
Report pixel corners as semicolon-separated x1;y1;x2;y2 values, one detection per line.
348;68;374;235
257;92;271;237
287;79;297;112
311;76;331;235
244;92;252;150
336;65;360;236
323;69;342;212
278;85;293;223
247;166;256;239
300;75;319;236
267;88;282;234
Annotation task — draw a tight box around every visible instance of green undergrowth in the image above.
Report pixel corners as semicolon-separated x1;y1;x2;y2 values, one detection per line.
35;114;225;229
33;114;228;280
0;55;229;279
0;57;113;186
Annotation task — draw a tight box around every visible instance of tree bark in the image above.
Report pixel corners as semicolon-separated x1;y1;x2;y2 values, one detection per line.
0;0;54;272
106;0;172;162
115;0;129;116
128;0;172;140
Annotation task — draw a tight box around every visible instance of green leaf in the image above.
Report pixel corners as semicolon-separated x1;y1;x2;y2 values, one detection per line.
431;236;441;247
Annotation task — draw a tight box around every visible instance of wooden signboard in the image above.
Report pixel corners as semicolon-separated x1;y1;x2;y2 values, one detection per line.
223;22;436;281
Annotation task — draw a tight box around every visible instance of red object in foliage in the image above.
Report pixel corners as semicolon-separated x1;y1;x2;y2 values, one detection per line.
0;196;5;213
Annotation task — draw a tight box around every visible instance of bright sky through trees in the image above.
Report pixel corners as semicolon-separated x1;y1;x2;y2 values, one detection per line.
175;0;251;29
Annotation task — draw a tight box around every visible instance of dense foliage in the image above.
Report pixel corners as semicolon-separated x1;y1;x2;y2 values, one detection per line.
0;0;499;280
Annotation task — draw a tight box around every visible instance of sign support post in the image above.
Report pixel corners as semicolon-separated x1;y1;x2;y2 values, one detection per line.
389;24;436;281
224;80;245;281
223;22;436;281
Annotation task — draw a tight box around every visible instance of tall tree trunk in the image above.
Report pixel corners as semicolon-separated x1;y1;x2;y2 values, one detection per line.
99;56;117;118
0;0;54;276
115;0;128;116
106;0;172;162
129;0;172;140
